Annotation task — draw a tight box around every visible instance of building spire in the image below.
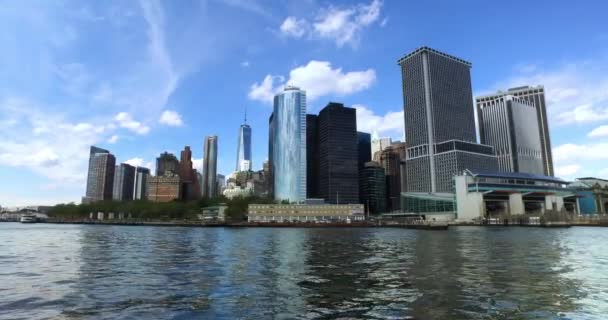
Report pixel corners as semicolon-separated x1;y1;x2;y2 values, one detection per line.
244;105;247;124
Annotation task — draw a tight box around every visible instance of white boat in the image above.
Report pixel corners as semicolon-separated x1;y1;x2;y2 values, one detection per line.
20;215;37;223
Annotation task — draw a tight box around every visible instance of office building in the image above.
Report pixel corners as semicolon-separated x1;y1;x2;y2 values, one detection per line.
156;152;179;176
316;102;359;204
133;167;150;200
217;174;226;194
269;86;307;203
147;171;181;202
398;46;497;193
378;145;402;211
202;136;218;198
236;114;252;172
371;137;392;161
179;146;201;200
268;114;275;198
112;163;135;201
477;85;554;176
393;142;408;193
359;161;387;215
357;132;372;169
306;114;319;199
83;146;116;203
476;95;544;175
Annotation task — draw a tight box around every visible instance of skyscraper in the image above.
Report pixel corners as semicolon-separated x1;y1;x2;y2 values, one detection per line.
133;167;150;200
371;137;392;161
306;114;319;199
83;146;116;203
316;102;359;204
378;145;402;211
179;146;201;200
357;132;372;170
112;163;135;201
398;46;497;193
477;85;554;176
476;95;544;175
359;161;387;215
236;111;252;172
202;135;218;198
156;152;179;176
269;86;307;202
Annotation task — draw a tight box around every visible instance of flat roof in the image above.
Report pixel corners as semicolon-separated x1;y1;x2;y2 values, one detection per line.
397;46;471;67
465;169;568;184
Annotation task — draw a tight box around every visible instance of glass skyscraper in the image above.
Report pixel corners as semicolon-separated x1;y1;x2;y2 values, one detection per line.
236;119;252;172
83;146;116;203
270;86;307;203
202;135;218;198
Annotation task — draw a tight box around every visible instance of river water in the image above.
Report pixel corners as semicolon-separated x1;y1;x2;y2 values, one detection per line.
1;223;607;319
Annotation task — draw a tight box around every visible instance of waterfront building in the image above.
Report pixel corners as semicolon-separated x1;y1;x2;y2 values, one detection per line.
398;46;497;193
269;86;307;203
179;146;201;200
478;86;554;176
83;146;116;203
378;144;403;211
371;136;392;161
359;161;387;215
133;167;150;200
147;171;181;202
202;135;218;198
199;205;227;222
235;115;252;172
112;163;135;201
569;177;608;214
156;152;179;176
248;203;365;223
306;114;319;199
454;170;577;221
476;94;544;175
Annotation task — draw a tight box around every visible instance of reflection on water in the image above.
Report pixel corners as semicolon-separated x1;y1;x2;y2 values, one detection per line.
1;224;607;319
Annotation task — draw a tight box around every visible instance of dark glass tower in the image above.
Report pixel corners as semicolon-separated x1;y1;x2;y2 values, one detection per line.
357;132;371;170
378;145;402;212
359;161;387;215
83;146;116;203
306;114;319;199
316;102;359;204
134;167;150;200
398;46;497;192
112;163;135;201
202;136;218;198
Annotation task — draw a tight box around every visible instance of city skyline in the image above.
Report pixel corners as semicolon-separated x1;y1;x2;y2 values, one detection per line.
2;0;608;206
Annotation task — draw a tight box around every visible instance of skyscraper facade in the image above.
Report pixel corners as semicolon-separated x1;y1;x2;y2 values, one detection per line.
306;114;319;199
378;145;402;211
83;146;116;203
112;163;135;201
236;122;252;172
156;152;179;176
359;161;387;215
202;136;218;198
398;46;497;193
476;95;544;175
316;102;359;204
270;86;307;202
179;146;201;200
357;132;372;170
134;167;150;200
477;85;554;176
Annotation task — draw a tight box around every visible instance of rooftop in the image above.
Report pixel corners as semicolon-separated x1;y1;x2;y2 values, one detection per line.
397;46;472;67
465;169;568;184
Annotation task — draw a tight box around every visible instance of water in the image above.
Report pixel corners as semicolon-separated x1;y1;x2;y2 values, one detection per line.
1;224;607;319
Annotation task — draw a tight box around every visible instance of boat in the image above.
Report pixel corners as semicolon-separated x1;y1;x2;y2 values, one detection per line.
20;215;37;223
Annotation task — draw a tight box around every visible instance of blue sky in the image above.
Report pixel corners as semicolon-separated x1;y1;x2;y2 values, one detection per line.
1;0;607;206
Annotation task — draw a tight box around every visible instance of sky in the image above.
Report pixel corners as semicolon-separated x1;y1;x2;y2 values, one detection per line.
1;0;607;206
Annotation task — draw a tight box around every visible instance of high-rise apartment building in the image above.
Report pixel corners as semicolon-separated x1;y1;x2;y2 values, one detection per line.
476;95;544;175
112;163;135;201
202;136;218;198
133;167;150;200
236;114;252;172
316;102;359;204
83;146;116;203
156;152;179;176
477;85;553;176
398;46;497;193
269;86;307;203
359;161;387;215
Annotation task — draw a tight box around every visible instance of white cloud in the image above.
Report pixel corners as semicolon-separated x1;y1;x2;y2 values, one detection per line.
555;164;581;177
248;61;376;103
124;157;154;170
588;125;608;138
278;0;383;47
107;135;119;144
280;16;308;38
159;110;183;126
114;112;150;135
553;143;608;162
556;104;608;125
354;104;403;139
241;61;250;67
192;157;204;173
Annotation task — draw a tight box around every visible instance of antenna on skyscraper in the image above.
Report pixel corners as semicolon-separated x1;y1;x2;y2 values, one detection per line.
244;105;247;124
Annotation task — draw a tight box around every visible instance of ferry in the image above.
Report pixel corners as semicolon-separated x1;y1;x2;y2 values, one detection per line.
20;215;37;223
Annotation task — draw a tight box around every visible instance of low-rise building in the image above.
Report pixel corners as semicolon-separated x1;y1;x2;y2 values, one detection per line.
248;203;365;223
147;172;181;202
569;177;608;214
199;205;227;222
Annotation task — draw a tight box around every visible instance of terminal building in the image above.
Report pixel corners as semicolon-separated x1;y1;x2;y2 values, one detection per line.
569;177;608;215
248;202;365;223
